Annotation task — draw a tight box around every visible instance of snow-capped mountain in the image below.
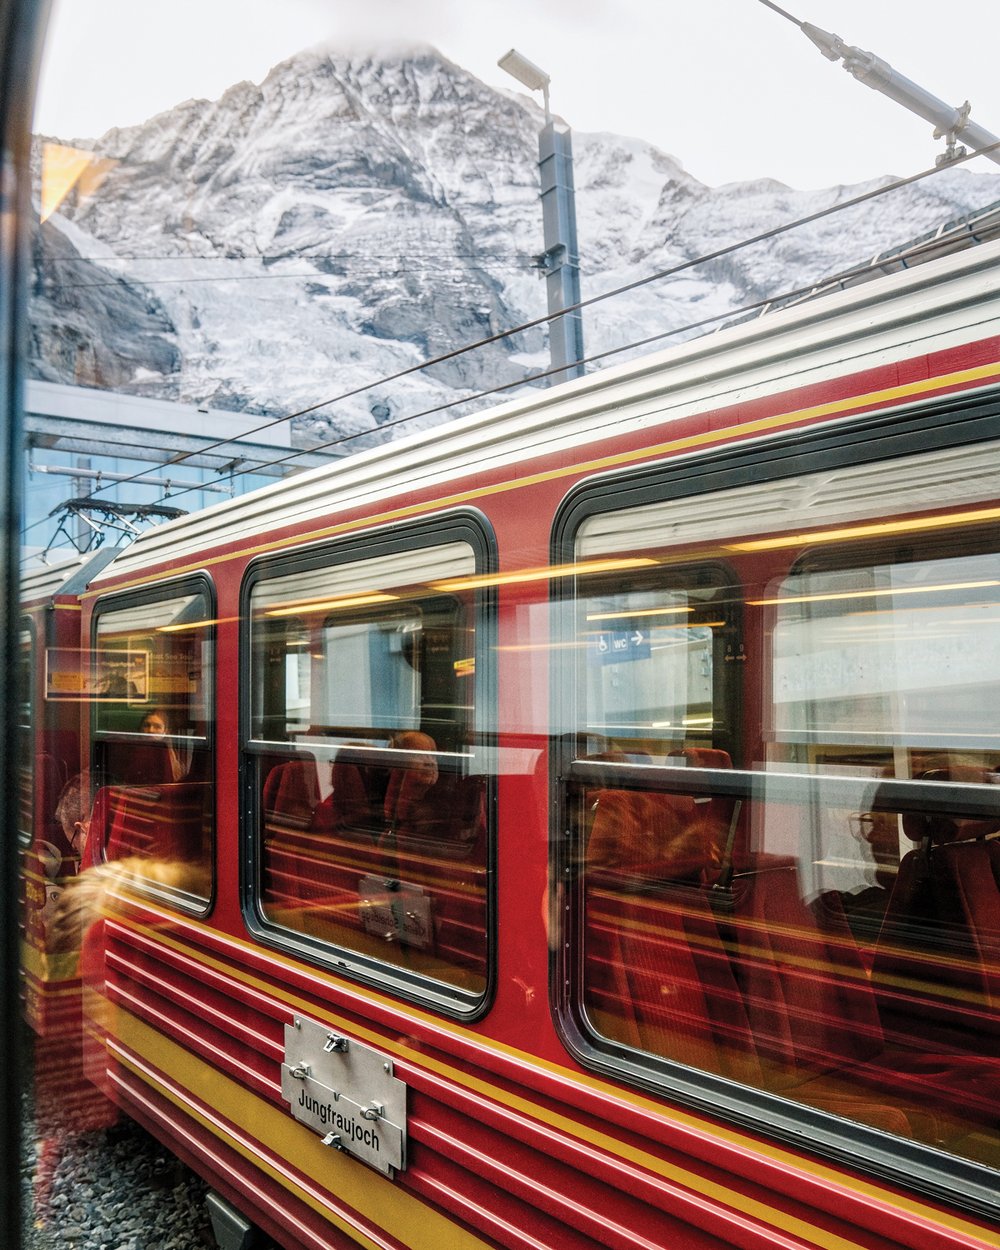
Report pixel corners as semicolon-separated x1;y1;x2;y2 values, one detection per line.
29;43;1000;447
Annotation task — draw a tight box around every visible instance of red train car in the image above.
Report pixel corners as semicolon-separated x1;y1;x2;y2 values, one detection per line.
56;236;1000;1249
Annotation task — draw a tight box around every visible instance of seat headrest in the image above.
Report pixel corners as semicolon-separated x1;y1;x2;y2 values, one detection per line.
682;747;732;769
901;766;1000;844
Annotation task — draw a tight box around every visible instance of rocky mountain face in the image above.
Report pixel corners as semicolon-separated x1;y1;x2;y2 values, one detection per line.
29;43;1000;447
30;217;181;394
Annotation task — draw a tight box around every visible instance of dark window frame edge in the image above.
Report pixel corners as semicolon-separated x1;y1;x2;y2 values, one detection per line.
237;507;499;1024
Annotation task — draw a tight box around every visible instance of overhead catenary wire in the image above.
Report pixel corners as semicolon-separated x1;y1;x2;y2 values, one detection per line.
135;222;999;510
757;0;803;26
39;251;538;263
23;136;1000;536
27;190;999;543
41;267;536;290
38;251;542;291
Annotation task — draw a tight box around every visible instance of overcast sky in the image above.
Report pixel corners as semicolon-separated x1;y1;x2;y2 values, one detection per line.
33;0;1000;190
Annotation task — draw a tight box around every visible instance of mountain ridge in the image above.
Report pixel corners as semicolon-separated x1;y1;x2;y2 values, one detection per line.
29;43;1000;447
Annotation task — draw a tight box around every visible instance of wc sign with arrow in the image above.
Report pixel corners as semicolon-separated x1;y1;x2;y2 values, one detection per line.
593;627;651;664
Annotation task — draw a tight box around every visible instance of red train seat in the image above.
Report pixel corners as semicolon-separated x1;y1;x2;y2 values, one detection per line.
872;767;1000;1054
309;760;370;837
262;758;320;833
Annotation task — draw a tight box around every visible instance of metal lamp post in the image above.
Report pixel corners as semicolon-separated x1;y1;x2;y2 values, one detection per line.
498;48;585;384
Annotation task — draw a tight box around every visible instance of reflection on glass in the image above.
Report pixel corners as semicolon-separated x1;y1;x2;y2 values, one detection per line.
39;142;117;223
19;2;1000;1239
570;507;1000;1170
580;575;735;749
249;542;488;998
89;589;214;906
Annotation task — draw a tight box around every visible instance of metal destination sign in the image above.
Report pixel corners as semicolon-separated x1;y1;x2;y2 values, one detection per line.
281;1016;407;1175
359;874;432;949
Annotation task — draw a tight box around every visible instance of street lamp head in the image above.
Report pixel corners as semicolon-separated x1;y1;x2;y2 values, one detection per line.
498;48;554;119
498;48;550;94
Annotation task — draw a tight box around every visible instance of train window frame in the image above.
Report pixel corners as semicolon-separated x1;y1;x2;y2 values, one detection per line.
549;387;1000;1220
239;510;497;1022
89;572;217;917
17;615;35;847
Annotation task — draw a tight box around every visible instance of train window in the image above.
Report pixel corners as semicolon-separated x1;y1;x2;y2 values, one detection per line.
245;537;490;1011
90;584;214;910
560;439;1000;1172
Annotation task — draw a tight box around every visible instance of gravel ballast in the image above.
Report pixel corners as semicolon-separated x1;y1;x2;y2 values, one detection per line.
22;1111;220;1250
